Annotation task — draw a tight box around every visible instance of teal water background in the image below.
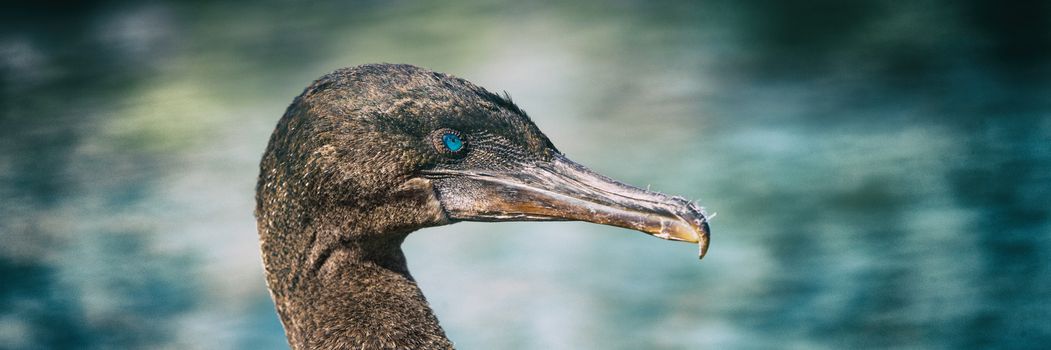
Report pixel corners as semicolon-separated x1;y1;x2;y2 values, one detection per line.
2;1;1049;349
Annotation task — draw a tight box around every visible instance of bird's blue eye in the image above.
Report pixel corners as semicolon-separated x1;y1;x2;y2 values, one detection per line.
442;132;463;152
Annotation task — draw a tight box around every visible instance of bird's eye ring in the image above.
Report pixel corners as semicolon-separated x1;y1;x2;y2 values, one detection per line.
432;128;467;157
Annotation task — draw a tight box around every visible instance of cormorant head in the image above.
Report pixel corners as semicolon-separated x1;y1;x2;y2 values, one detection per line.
257;64;709;261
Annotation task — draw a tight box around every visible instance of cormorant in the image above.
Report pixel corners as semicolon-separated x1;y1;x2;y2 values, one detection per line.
256;63;710;349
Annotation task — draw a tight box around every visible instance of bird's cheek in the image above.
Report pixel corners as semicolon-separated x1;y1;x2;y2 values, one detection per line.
390;177;450;227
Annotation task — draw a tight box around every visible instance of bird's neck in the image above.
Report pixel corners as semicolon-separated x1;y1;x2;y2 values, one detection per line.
277;237;454;349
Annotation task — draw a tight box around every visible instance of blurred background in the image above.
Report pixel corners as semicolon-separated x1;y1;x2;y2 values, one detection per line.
2;1;1049;349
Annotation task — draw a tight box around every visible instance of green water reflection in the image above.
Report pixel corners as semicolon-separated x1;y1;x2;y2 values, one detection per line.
1;1;1048;349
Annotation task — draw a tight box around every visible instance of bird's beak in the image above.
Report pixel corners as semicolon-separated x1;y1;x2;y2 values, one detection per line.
423;154;710;259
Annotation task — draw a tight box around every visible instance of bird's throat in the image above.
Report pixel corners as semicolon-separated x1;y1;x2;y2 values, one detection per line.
278;242;454;349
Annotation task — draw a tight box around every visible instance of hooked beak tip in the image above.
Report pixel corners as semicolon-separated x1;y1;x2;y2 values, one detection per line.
697;220;710;260
666;201;710;260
